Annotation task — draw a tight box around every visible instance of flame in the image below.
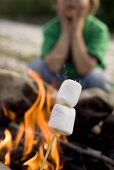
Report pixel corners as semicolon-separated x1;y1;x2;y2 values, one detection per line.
23;153;40;170
0;69;63;170
45;86;53;118
22;69;62;170
23;69;46;156
2;104;16;121
5;152;10;166
14;122;25;147
0;129;12;166
0;129;12;151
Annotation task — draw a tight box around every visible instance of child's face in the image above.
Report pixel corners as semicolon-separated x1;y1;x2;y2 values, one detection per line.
57;0;90;18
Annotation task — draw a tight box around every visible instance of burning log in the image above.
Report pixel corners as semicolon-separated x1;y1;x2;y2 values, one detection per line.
0;69;56;123
0;69;37;121
0;69;60;170
9;122;114;167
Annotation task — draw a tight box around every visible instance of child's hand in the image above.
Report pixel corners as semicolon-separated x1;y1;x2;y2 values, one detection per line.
57;5;71;34
44;56;62;74
44;29;70;74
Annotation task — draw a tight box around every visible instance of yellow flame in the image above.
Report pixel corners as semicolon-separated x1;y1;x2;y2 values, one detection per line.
14;122;24;147
5;152;10;166
0;129;12;151
23;69;46;156
23;153;39;170
2;104;16;121
0;129;12;166
1;69;64;170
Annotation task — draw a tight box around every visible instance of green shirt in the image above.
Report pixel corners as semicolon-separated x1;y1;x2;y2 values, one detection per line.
40;15;109;79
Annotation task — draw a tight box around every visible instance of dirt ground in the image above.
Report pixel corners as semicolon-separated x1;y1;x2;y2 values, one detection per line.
0;19;114;80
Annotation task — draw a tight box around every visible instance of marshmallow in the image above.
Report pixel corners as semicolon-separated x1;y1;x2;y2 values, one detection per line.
48;79;82;136
48;104;76;135
56;79;82;108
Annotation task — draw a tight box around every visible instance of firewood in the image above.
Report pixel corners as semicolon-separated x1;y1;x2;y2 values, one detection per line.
9;122;114;167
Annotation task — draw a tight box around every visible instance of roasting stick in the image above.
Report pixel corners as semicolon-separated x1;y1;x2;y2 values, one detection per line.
40;131;57;170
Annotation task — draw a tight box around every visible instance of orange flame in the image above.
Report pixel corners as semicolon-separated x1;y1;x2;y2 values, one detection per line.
5;152;10;166
23;153;40;170
22;69;62;170
14;122;25;147
23;69;46;156
0;69;63;170
2;104;16;121
0;129;12;166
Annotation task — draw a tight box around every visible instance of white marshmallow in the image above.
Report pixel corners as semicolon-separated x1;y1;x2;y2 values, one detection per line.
56;79;82;108
48;104;76;135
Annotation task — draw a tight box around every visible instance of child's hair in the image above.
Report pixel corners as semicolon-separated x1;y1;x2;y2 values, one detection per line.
90;0;100;15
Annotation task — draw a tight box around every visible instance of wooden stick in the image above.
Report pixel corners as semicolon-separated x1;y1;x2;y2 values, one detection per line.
40;131;57;170
59;139;114;166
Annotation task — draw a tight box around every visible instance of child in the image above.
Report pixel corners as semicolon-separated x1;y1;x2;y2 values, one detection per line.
29;0;112;91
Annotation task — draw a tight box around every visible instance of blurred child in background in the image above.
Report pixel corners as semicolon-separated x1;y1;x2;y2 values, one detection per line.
28;0;112;91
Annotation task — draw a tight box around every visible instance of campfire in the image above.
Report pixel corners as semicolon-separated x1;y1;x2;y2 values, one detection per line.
0;69;114;170
0;69;64;170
